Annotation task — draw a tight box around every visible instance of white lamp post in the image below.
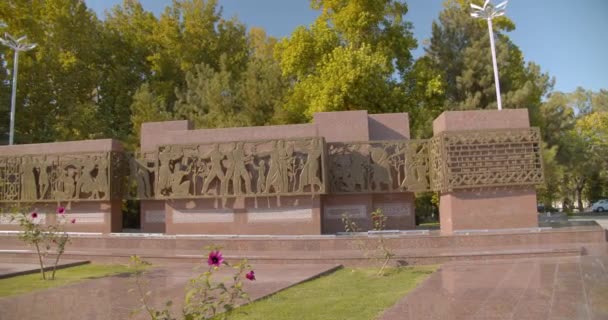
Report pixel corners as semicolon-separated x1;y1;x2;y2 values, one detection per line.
0;33;37;145
471;0;507;111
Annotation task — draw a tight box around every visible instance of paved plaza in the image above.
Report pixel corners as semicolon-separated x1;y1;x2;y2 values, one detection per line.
380;253;608;320
2;249;608;319
0;263;340;320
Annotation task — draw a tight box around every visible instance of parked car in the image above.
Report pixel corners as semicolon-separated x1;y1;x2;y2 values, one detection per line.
590;199;608;212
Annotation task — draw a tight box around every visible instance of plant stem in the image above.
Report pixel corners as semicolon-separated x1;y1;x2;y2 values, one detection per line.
34;242;46;280
51;250;63;280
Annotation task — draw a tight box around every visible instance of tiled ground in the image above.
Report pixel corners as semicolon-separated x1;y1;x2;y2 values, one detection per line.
380;255;608;320
0;263;340;320
2;252;608;319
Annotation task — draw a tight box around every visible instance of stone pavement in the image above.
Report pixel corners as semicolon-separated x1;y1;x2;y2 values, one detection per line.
0;262;340;320
380;253;608;320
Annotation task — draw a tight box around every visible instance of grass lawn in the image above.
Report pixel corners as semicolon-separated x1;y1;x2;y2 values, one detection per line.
227;266;437;320
0;263;133;297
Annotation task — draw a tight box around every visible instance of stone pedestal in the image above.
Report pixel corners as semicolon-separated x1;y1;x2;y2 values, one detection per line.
433;109;539;234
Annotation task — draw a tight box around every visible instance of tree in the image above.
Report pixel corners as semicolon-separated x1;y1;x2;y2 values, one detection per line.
275;0;417;122
0;0;105;143
174;29;287;130
423;0;552;115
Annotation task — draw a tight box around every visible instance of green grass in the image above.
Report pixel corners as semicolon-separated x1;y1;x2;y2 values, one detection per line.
227;266;437;320
0;263;133;297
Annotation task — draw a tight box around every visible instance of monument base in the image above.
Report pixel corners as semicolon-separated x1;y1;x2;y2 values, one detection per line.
439;187;538;234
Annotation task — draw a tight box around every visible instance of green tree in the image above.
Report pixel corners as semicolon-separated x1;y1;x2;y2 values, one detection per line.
275;0;417;122
424;0;552;115
0;0;105;143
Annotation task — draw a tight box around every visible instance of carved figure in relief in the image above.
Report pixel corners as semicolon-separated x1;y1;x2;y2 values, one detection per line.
201;144;225;195
265;140;292;193
59;166;77;199
297;138;322;192
94;156;108;198
253;159;266;193
370;147;392;191
36;157;50;200
76;160;98;199
230;142;252;195
157;147;173;195
20;156;38;201
221;143;236;195
170;159;192;197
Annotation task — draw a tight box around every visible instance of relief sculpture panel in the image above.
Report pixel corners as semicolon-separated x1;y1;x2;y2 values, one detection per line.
328;140;431;193
152;137;326;199
0;152;118;202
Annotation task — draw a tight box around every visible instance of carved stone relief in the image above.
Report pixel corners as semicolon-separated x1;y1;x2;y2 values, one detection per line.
328;140;431;193
152;137;326;199
0;152;116;202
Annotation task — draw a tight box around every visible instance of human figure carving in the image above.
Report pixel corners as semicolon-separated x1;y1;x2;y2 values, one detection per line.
230;142;252;195
170;159;192;197
20;156;38;201
253;159;266;194
36;157;50;200
157;147;173;195
76;160;98;199
265;140;292;194
201;144;225;195
95;156;109;198
297;138;323;192
59;167;77;200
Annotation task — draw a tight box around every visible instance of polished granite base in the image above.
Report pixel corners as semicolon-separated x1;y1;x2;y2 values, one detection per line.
380;251;608;320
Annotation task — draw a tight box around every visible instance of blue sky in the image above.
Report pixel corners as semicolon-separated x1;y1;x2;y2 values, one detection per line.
85;0;608;93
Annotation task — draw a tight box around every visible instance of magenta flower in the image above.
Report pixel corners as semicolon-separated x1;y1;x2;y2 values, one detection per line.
207;250;224;267
70;218;76;224
56;207;65;214
31;212;38;219
246;270;256;281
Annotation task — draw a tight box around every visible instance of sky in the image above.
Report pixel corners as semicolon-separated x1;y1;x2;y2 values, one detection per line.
85;0;608;93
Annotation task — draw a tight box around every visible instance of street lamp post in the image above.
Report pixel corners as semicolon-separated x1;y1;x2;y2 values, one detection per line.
470;0;508;111
0;33;37;145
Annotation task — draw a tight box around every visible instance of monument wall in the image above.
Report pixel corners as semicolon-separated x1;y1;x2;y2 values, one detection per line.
0;139;124;233
0;109;544;235
136;110;416;234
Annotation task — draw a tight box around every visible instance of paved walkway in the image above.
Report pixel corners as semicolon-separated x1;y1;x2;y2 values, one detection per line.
0;263;340;320
380;254;608;320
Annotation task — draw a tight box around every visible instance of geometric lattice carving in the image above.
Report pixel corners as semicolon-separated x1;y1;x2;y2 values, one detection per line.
152;137;326;199
0;152;122;202
429;128;544;191
328;140;431;193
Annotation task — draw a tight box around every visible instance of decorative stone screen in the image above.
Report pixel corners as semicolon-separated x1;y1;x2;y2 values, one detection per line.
328;140;431;193
429;128;544;191
0;152;122;202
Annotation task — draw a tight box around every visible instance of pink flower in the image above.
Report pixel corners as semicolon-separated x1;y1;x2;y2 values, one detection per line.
207;250;224;267
246;270;255;281
31;212;38;219
56;207;65;214
70;218;76;224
